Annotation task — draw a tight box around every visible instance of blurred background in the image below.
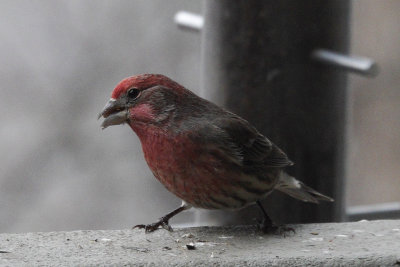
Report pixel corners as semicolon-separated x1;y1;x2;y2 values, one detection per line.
347;0;400;210
0;0;398;233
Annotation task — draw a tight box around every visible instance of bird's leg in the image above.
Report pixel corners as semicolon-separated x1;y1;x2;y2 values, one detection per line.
256;200;274;230
256;201;295;236
133;203;191;233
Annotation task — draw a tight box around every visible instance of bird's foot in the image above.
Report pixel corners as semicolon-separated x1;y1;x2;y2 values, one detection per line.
266;225;295;237
258;220;295;237
133;217;173;233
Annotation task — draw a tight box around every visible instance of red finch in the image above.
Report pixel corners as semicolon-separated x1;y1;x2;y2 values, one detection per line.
98;74;333;233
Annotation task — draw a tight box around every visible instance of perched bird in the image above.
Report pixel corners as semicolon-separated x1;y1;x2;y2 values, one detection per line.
98;74;333;233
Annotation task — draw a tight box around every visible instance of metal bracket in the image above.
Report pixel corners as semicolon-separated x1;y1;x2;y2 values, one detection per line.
174;11;203;32
311;49;379;77
173;12;379;78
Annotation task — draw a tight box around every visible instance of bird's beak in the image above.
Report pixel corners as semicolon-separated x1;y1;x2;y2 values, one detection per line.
98;98;128;129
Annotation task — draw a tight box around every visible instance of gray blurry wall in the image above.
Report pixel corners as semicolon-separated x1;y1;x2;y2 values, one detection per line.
347;0;400;207
0;0;201;232
0;1;399;233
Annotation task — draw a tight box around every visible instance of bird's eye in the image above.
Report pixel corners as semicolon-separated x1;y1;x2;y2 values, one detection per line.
127;88;140;99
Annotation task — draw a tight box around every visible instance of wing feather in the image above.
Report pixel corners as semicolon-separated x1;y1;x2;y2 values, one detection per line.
213;114;293;168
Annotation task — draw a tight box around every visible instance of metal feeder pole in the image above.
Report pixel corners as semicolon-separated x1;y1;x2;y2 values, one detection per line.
200;0;350;224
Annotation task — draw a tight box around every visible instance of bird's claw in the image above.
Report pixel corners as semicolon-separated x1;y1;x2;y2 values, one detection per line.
256;218;295;237
133;218;173;233
276;225;295;236
258;222;295;237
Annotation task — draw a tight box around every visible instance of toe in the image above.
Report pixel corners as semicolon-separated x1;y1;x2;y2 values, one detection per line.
132;224;146;230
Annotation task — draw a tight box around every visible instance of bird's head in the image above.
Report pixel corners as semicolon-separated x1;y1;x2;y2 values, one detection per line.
98;74;188;130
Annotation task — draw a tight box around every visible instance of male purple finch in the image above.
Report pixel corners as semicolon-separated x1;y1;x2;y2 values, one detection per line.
98;74;333;233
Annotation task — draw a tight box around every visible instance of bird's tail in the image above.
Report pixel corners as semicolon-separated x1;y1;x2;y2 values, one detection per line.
275;172;334;203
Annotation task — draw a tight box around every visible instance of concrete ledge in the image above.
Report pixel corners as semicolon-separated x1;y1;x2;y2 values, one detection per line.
0;220;399;266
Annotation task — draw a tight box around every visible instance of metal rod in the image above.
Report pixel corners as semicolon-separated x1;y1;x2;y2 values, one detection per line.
311;49;378;77
346;202;400;221
174;11;203;31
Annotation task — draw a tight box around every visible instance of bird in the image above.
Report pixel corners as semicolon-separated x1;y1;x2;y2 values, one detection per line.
98;73;333;233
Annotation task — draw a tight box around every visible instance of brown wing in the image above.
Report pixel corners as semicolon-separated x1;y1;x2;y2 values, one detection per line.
213;114;293;168
178;95;292;169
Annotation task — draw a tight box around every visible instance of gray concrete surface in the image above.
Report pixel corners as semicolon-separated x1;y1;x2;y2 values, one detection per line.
0;220;398;266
